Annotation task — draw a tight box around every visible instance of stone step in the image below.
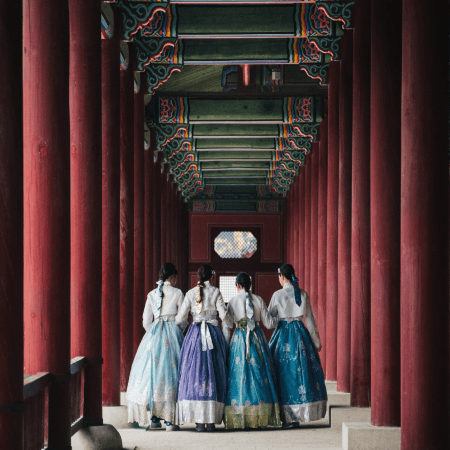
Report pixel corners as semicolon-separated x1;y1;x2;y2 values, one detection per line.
325;380;337;391
343;422;401;450
327;392;351;406
329;406;371;429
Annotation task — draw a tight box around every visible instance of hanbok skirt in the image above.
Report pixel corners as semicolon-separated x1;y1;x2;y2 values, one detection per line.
176;323;229;425
269;320;327;424
224;323;281;429
126;320;184;426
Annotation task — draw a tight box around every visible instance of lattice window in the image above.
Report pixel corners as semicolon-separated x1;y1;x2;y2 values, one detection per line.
219;276;238;303
214;231;257;259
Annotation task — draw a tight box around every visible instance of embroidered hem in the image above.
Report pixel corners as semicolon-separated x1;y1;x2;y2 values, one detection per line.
176;400;224;425
224;402;281;429
127;401;150;427
282;400;327;423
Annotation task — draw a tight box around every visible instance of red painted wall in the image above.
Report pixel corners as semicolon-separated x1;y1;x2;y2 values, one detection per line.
189;212;284;341
190;212;283;263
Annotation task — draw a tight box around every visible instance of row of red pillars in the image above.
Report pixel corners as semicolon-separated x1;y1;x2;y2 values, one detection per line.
0;1;189;448
284;1;449;449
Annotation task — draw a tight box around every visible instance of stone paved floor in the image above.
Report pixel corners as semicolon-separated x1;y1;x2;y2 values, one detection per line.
120;382;343;450
120;416;342;450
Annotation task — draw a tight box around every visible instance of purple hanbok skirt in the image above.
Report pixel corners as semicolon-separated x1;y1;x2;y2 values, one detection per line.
176;323;229;425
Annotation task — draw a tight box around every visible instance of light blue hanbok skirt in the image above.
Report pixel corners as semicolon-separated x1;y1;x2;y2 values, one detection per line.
225;321;281;429
126;320;184;426
269;320;327;424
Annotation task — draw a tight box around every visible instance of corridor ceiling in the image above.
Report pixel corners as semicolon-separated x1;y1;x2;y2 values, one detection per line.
103;1;354;212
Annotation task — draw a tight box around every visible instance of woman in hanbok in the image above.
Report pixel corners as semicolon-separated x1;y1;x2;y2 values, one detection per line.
175;264;229;432
268;263;327;428
223;272;281;429
126;263;186;431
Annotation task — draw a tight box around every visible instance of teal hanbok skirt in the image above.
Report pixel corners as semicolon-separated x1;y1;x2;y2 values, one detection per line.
126;319;184;426
269;320;327;424
225;321;281;429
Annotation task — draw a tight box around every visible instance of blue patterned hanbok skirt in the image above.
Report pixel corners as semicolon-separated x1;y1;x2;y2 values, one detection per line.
176;322;229;425
269;320;327;424
225;321;281;429
126;320;184;426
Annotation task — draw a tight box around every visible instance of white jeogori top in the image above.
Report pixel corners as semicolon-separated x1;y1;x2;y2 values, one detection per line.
268;283;321;349
224;289;278;330
142;281;185;332
175;280;230;342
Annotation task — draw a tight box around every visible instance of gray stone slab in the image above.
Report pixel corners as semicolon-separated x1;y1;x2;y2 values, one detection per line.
327;392;351;406
342;422;401;450
329;406;371;429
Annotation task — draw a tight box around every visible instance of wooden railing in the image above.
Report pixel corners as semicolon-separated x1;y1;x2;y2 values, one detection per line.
23;356;90;450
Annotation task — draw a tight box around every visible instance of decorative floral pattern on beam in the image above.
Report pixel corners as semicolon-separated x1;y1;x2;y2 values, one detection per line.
256;201;279;213
279;124;319;141
120;2;176;41
277;137;312;154
174;162;198;180
283;97;315;123
316;2;354;30
193;200;215;212
159;97;189;123
267;179;288;196
289;38;326;63
282;150;307;165
154;123;192;150
163;140;195;161
134;35;181;71
168;150;196;168
308;36;342;61
179;171;202;189
295;4;333;37
256;185;278;197
182;179;203;198
299;63;329;85
146;64;183;94
272;160;299;174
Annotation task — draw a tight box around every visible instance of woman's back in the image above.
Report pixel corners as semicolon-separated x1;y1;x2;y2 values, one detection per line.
143;282;184;331
227;290;277;330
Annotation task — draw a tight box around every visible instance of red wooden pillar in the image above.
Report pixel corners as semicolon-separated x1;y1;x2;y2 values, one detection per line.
120;44;135;392
297;169;306;287
23;0;71;447
69;0;103;424
350;0;371;408
152;152;162;282
160;168;167;265
175;190;181;271
310;144;319;312
101;14;121;407
133;77;145;354
401;2;449;449
292;179;299;268
318;115;328;372
144;135;154;295
168;180;175;262
285;191;290;263
325;61;340;382
336;30;353;394
0;2;23;447
370;0;401;427
304;158;311;293
165;174;172;262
